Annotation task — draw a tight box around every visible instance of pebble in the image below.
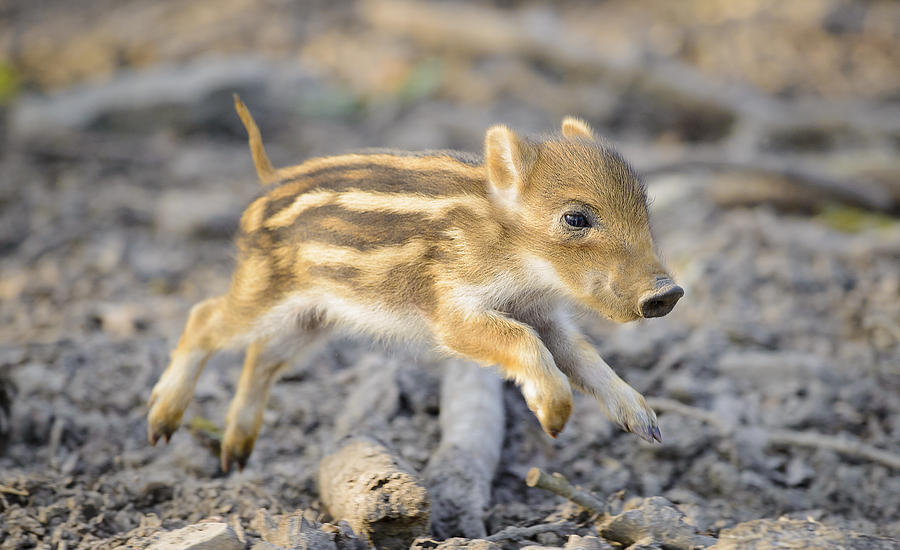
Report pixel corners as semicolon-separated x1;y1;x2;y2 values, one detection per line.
564;535;614;550
148;522;243;550
411;538;501;550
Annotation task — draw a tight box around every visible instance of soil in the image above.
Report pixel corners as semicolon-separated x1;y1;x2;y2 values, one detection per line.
0;1;898;548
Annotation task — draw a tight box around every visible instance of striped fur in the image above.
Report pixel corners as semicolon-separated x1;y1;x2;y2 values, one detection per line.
147;99;680;471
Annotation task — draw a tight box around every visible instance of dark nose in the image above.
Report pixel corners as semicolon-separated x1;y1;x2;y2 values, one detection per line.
639;285;684;318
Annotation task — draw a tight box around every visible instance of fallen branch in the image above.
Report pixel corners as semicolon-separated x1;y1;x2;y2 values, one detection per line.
333;358;400;441
765;429;900;471
424;360;505;539
0;484;28;497
645;398;726;431
629;146;896;214
320;358;429;549
318;436;431;550
524;468;603;516
646;397;900;470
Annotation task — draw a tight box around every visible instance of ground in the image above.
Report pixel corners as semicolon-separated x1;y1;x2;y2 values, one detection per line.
0;1;898;548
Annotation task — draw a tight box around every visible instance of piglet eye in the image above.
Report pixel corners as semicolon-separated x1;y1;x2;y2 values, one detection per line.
563;212;590;229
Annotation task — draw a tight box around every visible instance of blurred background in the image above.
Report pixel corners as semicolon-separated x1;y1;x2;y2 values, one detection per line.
0;0;898;547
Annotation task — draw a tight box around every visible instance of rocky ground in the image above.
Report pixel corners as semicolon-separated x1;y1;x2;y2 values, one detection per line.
0;1;898;548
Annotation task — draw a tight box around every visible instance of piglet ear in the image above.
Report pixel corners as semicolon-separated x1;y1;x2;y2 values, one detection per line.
561;116;594;140
484;125;534;206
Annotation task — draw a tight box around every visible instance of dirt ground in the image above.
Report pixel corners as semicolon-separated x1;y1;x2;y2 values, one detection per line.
0;1;898;548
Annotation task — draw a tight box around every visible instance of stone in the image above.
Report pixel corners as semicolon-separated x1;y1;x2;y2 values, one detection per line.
600;497;717;549
564;535;614;550
148;522;243;550
411;537;501;550
252;509;338;550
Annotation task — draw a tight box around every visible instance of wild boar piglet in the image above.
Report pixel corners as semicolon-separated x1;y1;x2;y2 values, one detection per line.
147;96;683;471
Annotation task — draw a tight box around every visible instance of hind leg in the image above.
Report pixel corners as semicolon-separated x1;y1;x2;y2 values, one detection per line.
221;327;329;471
148;296;234;445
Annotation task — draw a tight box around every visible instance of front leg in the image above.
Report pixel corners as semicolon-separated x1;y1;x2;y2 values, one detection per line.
530;309;660;442
434;309;572;437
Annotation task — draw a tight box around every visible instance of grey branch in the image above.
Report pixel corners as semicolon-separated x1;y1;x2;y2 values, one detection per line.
647;397;900;470
628;146;896;213
320;358;430;550
424;361;506;539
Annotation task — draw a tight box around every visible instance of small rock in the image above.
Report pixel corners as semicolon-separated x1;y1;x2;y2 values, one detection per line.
784;456;815;487
536;532;564;546
334;520;369;550
134;481;174;509
411;538;501;550
564;535;614;550
252;509;340;550
148;522;243;550
91;302;145;338
600;497;717;549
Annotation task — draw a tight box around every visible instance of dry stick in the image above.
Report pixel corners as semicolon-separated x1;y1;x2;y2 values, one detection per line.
765;429;900;471
319;361;431;550
525;468;604;516
424;360;505;539
646;398;900;470
319;437;431;550
0;484;28;497
645;398;726;431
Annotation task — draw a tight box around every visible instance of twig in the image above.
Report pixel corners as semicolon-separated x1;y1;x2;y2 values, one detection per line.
646;398;900;470
645;398;728;431
486;521;577;542
765;429;900;471
0;484;29;497
525;468;604;516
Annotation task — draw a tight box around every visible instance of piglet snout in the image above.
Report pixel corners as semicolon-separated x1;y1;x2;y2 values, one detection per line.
639;282;683;318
